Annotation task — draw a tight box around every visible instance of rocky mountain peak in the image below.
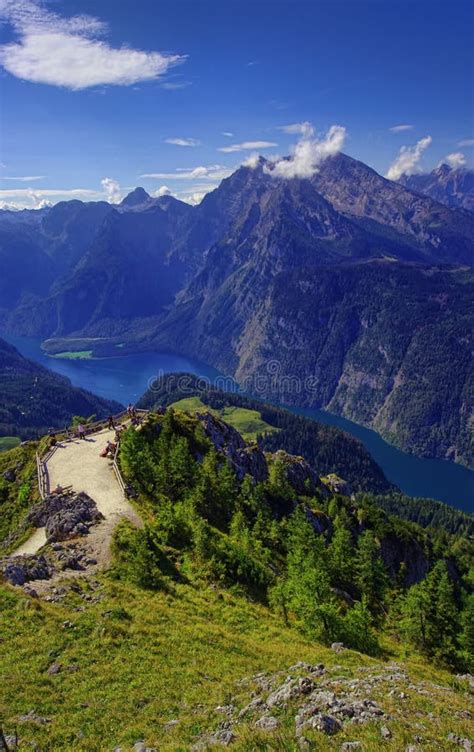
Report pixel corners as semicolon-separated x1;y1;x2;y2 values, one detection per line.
120;187;151;208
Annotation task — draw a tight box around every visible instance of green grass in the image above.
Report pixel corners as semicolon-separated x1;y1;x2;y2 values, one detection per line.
0;441;41;551
171;397;279;442
1;577;471;752
0;436;21;452
51;350;93;360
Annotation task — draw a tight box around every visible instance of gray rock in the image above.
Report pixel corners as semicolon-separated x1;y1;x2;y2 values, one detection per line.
209;728;236;746
163;719;179;729
297;736;312;751
1;555;51;586
3;735;20;751
255;715;279;730
447;734;473;751
311;714;341;735
27;491;104;543
18;710;51;725
47;662;62;675
341;744;362;751
237;697;266;719
381;725;392;739
298;677;315;695
331;642;345;653
215;705;235;717
267;678;299;707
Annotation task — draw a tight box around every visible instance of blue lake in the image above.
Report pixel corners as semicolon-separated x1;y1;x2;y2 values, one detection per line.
3;333;473;513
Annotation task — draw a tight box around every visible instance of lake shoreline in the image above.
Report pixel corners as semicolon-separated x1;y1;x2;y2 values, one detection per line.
2;331;473;512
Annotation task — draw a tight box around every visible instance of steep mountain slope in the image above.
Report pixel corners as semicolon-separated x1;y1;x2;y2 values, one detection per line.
153;262;474;467
0;200;113;312
0;337;122;439
309;154;474;261
399;163;474;212
6;196;197;337
5;154;474;338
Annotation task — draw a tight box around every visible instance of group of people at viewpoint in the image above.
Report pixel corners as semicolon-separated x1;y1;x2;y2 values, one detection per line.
46;404;141;452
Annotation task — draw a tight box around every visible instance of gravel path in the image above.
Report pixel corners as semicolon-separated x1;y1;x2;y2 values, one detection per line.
12;427;141;566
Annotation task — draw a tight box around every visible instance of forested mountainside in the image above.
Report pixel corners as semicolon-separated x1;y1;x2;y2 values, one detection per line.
138;372;392;493
0;338;122;439
138;372;474;535
1;154;473;466
399;163;474;213
117;408;474;670
152;262;474;467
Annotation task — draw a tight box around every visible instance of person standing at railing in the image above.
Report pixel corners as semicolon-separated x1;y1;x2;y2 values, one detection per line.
107;415;116;430
77;424;86;440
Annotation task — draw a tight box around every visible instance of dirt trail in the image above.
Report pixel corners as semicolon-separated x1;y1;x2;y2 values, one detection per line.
12;428;141;569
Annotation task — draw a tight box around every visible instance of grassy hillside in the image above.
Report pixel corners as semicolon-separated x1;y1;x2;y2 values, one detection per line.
171;396;279;442
1;575;472;752
0;440;42;552
0;436;20;452
1;410;472;751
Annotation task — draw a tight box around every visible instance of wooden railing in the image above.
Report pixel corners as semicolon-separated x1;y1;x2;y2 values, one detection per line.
36;451;50;500
112;448;127;496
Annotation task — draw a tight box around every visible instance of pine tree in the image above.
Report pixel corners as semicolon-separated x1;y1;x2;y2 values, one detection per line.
282;506;340;642
343;595;378;654
328;514;354;590
460;594;474;671
354;530;388;614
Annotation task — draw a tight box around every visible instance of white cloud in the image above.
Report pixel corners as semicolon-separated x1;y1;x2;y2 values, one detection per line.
218;140;277;153
458;138;474;147
0;202;22;211
178;184;219;205
0;186;101;209
222;131;234;137
442;152;466;169
181;191;207;205
160;80;191;90
164;137;200;147
386;136;432;180
101;177;122;204
0;175;45;181
154;185;172;197
389;124;414;133
265;123;346;179
278;122;313;137
140;164;232;181
241;154;261;168
0;0;184;89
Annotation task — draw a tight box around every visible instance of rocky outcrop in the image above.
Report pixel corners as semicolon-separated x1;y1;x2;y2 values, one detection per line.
0;554;51;585
271;449;326;496
191;660;472;750
28;491;104;543
197;412;268;483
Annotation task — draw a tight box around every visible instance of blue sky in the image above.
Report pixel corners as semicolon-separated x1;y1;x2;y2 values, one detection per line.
0;0;473;208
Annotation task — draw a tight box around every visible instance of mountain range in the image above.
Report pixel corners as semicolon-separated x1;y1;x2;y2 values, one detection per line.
399;162;474;213
0;153;473;465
